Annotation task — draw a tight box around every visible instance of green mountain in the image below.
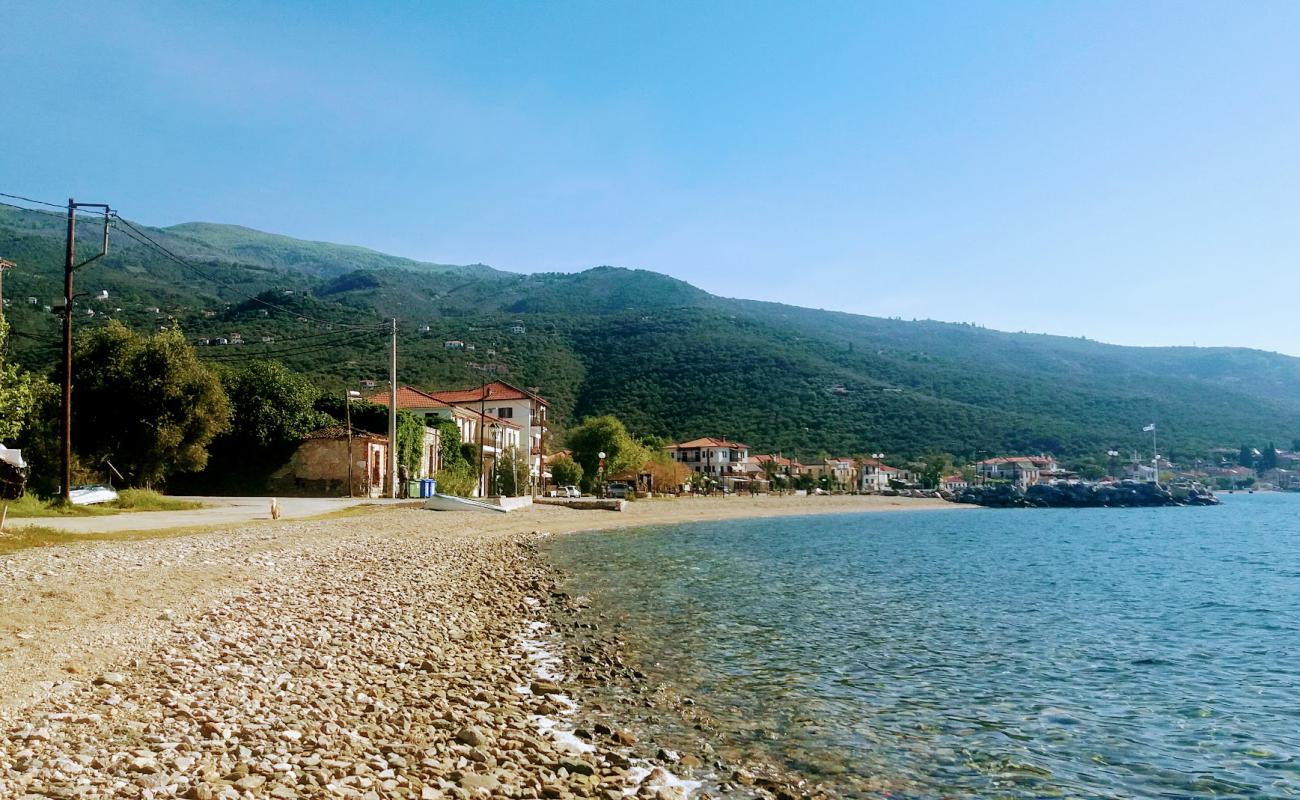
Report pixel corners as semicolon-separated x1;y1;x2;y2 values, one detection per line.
3;205;1297;462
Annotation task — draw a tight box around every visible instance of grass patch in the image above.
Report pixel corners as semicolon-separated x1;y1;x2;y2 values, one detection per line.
0;524;206;556
108;489;205;512
2;490;205;518
1;494;116;518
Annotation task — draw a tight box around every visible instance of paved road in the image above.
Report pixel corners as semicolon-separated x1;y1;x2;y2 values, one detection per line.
4;496;413;533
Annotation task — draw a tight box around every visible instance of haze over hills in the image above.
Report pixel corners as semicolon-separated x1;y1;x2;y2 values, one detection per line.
2;205;1297;463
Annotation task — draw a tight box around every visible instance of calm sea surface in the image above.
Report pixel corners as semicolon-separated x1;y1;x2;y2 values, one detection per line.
546;494;1300;798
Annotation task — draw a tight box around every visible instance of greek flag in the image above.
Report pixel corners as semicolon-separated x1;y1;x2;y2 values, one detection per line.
1142;424;1156;432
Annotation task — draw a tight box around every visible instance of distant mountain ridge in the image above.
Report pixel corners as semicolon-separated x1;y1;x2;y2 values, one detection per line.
2;205;1296;461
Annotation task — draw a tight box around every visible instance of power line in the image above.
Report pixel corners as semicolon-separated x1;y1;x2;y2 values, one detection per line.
0;191;65;209
110;215;379;330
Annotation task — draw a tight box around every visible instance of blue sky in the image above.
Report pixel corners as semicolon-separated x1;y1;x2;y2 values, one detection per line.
4;2;1299;353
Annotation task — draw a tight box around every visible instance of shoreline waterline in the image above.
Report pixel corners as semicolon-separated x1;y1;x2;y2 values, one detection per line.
546;494;1300;799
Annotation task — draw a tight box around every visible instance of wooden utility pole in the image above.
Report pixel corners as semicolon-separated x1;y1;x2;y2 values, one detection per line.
387;318;398;498
60;199;111;504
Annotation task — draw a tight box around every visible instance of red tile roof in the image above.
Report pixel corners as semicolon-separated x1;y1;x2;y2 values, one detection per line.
303;426;387;442
365;386;451;410
425;380;547;406
671;437;750;450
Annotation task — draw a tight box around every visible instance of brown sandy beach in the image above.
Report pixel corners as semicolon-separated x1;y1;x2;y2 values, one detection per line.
0;495;956;798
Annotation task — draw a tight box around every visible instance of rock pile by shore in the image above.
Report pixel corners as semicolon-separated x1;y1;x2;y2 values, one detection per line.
954;479;1220;508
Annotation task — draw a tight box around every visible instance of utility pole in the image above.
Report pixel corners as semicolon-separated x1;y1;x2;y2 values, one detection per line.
478;379;487;497
60;199;111;504
388;318;398;499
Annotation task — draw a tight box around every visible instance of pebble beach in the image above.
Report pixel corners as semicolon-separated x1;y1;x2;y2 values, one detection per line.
0;495;953;799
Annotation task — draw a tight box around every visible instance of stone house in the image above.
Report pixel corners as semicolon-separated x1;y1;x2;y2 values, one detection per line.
271;427;390;497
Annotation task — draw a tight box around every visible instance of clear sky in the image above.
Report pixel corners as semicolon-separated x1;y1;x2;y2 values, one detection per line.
4;2;1299;354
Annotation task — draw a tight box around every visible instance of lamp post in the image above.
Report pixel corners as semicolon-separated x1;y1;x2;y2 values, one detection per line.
1107;449;1120;480
598;451;607;497
489;422;502;496
346;390;361;498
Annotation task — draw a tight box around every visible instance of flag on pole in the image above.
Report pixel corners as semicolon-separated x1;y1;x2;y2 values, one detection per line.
1142;424;1156;432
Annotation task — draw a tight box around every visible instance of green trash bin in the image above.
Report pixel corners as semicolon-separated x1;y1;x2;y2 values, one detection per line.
406;480;421;499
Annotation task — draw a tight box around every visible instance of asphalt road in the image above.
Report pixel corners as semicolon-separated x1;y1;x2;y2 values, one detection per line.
3;496;412;533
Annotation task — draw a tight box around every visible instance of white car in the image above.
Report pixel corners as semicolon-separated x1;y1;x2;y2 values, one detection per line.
561;485;581;498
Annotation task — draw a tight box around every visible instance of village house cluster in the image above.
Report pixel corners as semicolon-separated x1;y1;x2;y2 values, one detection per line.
274;380;548;499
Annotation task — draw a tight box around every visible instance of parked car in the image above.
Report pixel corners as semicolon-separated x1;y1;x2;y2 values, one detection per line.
606;481;630;499
561;485;581;498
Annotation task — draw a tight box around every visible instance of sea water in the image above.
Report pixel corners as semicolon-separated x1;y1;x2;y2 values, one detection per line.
546;494;1300;798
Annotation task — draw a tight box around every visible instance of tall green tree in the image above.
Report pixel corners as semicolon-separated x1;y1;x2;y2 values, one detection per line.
0;318;37;442
217;360;332;451
1261;442;1278;471
70;321;231;487
566;414;648;487
1239;444;1255;468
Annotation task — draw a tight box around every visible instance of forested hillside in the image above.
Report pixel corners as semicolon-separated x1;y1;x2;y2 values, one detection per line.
3;205;1297;461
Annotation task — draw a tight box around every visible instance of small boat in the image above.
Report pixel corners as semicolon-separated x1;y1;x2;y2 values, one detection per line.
69;484;119;506
423;493;508;513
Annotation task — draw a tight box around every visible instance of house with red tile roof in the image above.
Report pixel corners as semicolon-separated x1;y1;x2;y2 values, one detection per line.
668;437;766;492
366;385;523;496
418;381;549;493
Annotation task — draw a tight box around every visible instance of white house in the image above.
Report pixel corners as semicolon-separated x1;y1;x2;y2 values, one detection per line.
427;381;545;486
857;458;900;493
667;437;767;492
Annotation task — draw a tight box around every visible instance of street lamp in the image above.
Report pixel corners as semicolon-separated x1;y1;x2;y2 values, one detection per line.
598;451;607;497
489;422;502;496
346;390;361;498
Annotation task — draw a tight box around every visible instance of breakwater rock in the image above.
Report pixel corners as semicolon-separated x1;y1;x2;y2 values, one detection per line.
955;479;1220;508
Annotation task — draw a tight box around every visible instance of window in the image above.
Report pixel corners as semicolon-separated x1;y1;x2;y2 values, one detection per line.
497;407;514;419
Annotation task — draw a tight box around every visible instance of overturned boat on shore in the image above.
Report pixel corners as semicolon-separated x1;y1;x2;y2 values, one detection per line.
423;493;509;513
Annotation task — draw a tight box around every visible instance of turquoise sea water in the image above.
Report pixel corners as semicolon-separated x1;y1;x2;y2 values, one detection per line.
546;494;1300;798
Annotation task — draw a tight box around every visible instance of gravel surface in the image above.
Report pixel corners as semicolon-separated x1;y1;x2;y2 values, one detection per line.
0;498;955;798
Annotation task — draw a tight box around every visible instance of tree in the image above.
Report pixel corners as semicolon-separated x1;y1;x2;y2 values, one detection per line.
0;318;37;443
1239;444;1254;468
1261;442;1278;471
549;454;583;487
217;360;331;451
70;321;230;487
566;415;648;489
495;446;530;497
644;449;690;494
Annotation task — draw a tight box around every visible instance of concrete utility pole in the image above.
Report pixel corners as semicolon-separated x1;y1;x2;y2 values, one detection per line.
60;199;111;504
388;318;398;498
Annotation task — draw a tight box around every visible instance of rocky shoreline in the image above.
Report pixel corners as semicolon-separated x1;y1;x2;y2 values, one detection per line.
954;479;1220;508
0;504;867;799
